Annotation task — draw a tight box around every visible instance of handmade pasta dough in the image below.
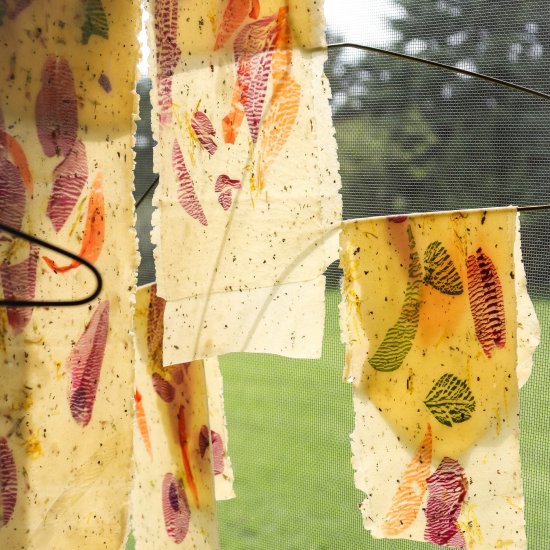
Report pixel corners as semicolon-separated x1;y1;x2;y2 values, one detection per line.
0;2;139;547
131;284;221;549
340;208;539;549
148;0;341;363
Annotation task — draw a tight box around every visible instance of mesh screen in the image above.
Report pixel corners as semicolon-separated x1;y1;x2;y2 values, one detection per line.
133;1;550;547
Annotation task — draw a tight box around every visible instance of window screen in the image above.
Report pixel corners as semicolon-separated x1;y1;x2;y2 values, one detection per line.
133;1;550;547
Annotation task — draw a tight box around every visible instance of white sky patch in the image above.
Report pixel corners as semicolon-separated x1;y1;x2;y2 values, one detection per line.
324;0;401;46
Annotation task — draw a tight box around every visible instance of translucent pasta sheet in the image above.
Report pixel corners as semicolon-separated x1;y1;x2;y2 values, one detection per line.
148;0;341;363
0;1;139;547
340;208;539;549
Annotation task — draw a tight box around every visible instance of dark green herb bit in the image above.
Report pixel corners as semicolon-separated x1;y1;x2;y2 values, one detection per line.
81;0;109;45
424;373;476;427
423;241;463;295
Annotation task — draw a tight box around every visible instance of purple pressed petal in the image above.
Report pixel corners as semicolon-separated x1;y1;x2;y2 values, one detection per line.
152;372;175;403
162;473;190;544
173;140;207;226
214;174;241;193
67;301;109;426
0;437;17;527
191;111;217;155
35;56;78;158
0;158;26;233
98;73;112;93
198;425;210;458
218;189;233;211
211;430;224;476
155;0;181;125
47;139;88;232
0;244;39;334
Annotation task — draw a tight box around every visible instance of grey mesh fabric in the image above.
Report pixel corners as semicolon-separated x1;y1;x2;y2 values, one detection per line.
133;1;550;548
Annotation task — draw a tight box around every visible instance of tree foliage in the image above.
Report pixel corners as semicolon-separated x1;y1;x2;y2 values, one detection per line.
326;0;550;217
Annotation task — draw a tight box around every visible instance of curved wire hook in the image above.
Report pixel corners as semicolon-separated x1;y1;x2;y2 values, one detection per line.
0;223;103;307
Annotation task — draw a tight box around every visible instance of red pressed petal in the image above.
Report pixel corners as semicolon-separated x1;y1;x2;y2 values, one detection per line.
466;248;506;357
424;457;468;547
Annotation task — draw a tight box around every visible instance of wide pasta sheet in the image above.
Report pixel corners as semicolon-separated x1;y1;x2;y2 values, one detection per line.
148;0;341;363
0;2;139;547
340;208;539;549
131;284;220;549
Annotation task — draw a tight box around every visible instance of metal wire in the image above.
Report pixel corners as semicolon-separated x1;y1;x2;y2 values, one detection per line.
325;42;550;102
0;223;103;307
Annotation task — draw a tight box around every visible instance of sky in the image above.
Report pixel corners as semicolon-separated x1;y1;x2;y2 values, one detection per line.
138;1;401;76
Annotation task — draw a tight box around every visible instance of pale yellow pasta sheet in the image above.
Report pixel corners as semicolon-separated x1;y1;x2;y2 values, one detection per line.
131;285;219;549
0;2;139;547
148;0;341;362
340;208;539;549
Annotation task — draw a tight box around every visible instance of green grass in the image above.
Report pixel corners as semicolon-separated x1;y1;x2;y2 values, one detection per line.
217;292;550;549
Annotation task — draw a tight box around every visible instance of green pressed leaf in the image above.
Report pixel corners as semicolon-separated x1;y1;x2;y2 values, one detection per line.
81;0;109;45
423;241;463;295
369;226;422;372
0;0;6;26
423;373;476;427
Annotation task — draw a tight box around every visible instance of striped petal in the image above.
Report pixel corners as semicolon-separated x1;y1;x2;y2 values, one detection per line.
466;248;506;357
0;437;17;527
47;139;88;232
162;473;190;544
173;140;207;226
424;457;468;548
0;244;39;334
35;56;78;158
67;301;109;426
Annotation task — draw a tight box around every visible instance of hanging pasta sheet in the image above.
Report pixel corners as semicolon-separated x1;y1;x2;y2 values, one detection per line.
340;208;539;549
0;1;139;547
132;284;226;549
148;0;342;363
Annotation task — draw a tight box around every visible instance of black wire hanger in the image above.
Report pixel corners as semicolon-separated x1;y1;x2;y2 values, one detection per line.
0;223;102;308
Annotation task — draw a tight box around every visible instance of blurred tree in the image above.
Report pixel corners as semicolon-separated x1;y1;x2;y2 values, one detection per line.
326;0;550;216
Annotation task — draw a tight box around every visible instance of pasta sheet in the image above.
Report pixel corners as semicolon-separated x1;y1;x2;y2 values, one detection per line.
131;284;220;549
340;208;539;549
148;0;341;362
0;2;139;547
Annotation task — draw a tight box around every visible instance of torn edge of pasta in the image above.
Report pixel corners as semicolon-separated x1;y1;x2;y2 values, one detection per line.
515;212;540;388
204;357;236;501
